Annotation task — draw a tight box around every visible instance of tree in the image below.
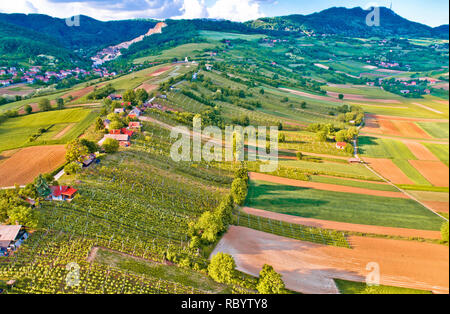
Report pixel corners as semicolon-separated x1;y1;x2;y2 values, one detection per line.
123;89;136;105
56;98;64;110
338;94;344;100
95;117;105;131
277;122;283;131
335;130;347;142
102;138;119;153
38;98;51;111
300;101;307;109
296;152;304;160
441;221;449;242
346;127;359;141
256;264;285;294
34;174;51;197
64;162;82;175
231;178;248;206
80;139;98;153
24;104;33;115
109;120;123;130
65;139;89;163
259;88;265;95
193;211;223;243
316;131;327;142
135;88;149;103
7;205;39;228
208;252;236;284
278;133;286;143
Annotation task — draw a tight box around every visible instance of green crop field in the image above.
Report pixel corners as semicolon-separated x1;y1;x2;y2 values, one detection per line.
134;43;217;63
279;160;380;181
246;180;444;230
417;122;449;138
0;108;98;152
310;175;398;191
334;279;432;294
358;136;416;159
199;30;266;42
423;143;449;166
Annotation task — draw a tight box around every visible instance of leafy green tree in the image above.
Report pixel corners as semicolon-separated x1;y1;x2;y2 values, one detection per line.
231;178;248;206
296;152;304;160
259;88;265;95
38;98;51;111
346;127;359;141
257;264;286;294
441;221;449;242
24;104;33;115
278;133;286;143
7;205;39;228
56;98;64;110
65;139;89;163
135;88;149;103
102;138;119;153
109;120;123;130
208;252;236;284
316;131;327;142
95;117;105;131
277;122;283;130
194;211;223;243
64;162;82;175
338;94;344;100
300;101;307;109
123;89;136;105
335;130;347;142
80;139;98;153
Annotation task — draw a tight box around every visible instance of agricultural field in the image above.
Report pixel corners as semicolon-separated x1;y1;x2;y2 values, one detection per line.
0;108;98;152
246;180;444;230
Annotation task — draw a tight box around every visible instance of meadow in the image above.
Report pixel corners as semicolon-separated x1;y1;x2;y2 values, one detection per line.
0;108;98;152
246;180;444;230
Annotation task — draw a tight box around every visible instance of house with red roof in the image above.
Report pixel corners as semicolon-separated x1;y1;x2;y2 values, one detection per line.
48;186;78;201
336;142;347;150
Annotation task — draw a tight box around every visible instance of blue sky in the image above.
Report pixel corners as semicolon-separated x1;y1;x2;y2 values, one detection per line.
0;0;448;26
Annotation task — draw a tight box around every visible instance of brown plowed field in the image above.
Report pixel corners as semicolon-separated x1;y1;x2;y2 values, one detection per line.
0;145;66;187
136;83;158;92
147;65;172;77
392;121;432;139
249;172;408;198
212;226;449;294
403;141;439;160
365;114;449;123
408;160;449;187
362;158;414;185
422;201;449;213
242;206;442;239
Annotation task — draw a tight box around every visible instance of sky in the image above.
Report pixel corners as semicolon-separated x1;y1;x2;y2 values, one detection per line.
0;0;448;26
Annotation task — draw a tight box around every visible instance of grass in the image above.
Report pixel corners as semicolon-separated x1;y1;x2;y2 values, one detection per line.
417;122;449;138
397;184;449;193
279;159;380;181
199;30;266;42
334;279;432;294
134;43;217;63
392;159;431;186
422;143;449;166
94;248;231;294
310;175;398;192
246;180;444;231
358;136;416;160
0;108;98;152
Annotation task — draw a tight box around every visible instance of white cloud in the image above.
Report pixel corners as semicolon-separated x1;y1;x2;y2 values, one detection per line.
207;0;265;22
0;0;265;22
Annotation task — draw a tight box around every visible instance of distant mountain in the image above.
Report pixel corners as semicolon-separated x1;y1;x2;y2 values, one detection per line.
246;7;449;39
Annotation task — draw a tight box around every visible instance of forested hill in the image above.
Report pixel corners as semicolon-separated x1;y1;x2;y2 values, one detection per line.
246;7;449;39
0;13;158;52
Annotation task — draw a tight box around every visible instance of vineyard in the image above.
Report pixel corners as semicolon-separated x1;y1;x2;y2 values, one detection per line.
234;211;351;248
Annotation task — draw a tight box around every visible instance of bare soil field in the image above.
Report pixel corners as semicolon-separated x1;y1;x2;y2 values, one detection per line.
136;83;158;92
147;65;172;77
362;158;414;185
422;201;449;213
0;83;35;96
213;226;449;294
365;114;449;123
391;121;432;139
408;160;449;187
0;145;66;187
241;206;442;239
249;172;408;198
403;141;440;161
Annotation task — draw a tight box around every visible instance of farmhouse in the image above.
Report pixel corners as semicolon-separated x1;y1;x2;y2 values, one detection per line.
100;133;131;147
108;94;122;101
81;153;97;167
114;108;125;114
128;108;142;119
0;225;28;256
336;142;347;150
128;122;142;131
205;64;213;71
48;186;78;201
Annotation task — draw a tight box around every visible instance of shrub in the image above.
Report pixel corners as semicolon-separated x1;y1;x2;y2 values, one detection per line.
64;162;82;175
441;221;449;242
231;178;248;206
102;138;119;153
208;252;236;284
24;104;33;114
38;98;51;111
256;264;286;294
296;152;304;160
